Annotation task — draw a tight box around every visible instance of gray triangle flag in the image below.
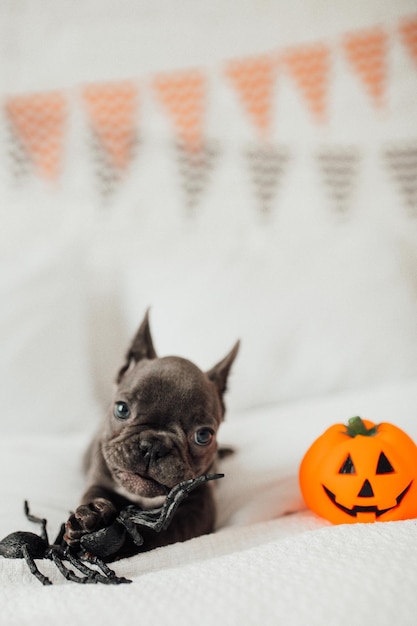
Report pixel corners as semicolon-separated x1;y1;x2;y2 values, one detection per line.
175;140;219;213
383;144;417;217
89;127;140;204
316;147;360;215
246;144;290;215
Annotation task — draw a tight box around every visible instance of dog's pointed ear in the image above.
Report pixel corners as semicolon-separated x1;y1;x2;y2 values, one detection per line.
116;309;157;383
206;340;240;400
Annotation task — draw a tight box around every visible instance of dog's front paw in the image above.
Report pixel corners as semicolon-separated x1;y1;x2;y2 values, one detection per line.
64;498;117;547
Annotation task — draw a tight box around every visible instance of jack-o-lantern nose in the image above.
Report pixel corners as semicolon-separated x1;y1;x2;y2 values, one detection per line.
357;479;374;498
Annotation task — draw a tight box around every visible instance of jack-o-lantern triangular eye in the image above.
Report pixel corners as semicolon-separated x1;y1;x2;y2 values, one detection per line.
376;452;394;474
339;454;356;474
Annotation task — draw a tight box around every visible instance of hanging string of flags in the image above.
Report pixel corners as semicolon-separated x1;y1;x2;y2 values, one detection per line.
153;70;220;211
316;147;360;214
282;44;331;122
383;144;417;217
81;82;139;197
225;55;277;139
153;70;206;152
399;16;417;67
82;82;138;172
5;92;67;180
343;27;388;108
1;14;417;214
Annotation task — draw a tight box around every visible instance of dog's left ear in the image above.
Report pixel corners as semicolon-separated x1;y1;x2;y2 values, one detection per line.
116;309;157;383
206;341;240;401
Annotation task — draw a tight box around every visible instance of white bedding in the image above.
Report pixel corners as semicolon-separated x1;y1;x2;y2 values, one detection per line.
1;379;417;626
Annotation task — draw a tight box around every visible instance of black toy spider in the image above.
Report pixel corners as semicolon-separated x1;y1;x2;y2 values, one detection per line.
0;501;123;586
0;473;223;585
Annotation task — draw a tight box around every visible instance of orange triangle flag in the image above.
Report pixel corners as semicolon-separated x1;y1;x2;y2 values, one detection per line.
225;55;277;139
399;16;417;67
343;28;388;108
153;70;206;153
283;43;331;122
6;91;67;180
82;82;138;171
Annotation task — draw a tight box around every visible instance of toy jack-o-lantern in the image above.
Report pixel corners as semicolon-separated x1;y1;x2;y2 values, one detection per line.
299;417;417;524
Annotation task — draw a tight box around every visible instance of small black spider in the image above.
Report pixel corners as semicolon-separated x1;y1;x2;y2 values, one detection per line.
0;501;130;586
0;473;223;585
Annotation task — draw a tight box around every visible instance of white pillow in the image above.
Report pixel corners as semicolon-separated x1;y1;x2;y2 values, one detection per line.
0;227;99;434
120;220;417;413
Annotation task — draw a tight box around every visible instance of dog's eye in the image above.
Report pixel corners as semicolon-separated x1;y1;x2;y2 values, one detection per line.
194;428;214;446
114;402;131;420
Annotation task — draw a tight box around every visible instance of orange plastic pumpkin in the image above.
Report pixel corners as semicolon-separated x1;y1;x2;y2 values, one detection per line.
299;417;417;524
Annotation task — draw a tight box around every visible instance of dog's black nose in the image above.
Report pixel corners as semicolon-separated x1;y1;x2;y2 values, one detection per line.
139;439;169;469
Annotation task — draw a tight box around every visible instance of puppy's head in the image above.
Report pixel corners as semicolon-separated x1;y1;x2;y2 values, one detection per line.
101;311;239;503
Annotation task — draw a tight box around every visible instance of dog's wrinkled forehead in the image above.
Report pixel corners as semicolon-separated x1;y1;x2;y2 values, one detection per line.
117;356;221;422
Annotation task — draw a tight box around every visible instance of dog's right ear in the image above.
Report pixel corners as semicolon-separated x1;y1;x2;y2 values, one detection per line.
116;309;157;383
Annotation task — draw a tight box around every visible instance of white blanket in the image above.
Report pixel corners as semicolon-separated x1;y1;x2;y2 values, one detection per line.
1;378;417;626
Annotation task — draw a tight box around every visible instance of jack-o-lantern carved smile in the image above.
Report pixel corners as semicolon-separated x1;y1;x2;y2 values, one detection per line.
323;481;413;518
299;417;417;524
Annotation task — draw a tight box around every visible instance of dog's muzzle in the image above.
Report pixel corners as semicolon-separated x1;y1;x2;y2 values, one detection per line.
138;438;170;471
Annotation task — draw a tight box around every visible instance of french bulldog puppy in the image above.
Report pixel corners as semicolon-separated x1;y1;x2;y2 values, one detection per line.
64;310;239;554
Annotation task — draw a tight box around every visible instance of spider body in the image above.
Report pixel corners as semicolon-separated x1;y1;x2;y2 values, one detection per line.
0;502;128;586
0;473;223;585
0;530;47;560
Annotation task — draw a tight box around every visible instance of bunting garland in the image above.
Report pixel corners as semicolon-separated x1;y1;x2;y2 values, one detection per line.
5;113;31;181
225;55;287;214
175;140;219;211
316;147;360;215
5;91;67;180
383;143;417;216
153;70;218;209
399;16;417;67
0;13;415;219
343;28;388;108
282;43;331;122
153;70;206;152
225;55;277;139
82;82;139;198
246;145;290;215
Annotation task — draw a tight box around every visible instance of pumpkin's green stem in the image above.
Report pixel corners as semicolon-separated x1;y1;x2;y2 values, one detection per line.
345;416;378;438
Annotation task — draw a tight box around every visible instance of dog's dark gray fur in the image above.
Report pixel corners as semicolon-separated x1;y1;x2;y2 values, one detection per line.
64;311;239;552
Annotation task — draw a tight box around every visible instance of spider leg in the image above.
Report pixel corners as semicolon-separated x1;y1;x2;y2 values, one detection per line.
21;544;52;586
24;501;49;544
50;549;99;584
160;473;224;531
53;523;66;546
127;473;224;532
84;554;132;584
116;515;145;547
64;549;129;584
65;550;102;577
51;549;130;585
